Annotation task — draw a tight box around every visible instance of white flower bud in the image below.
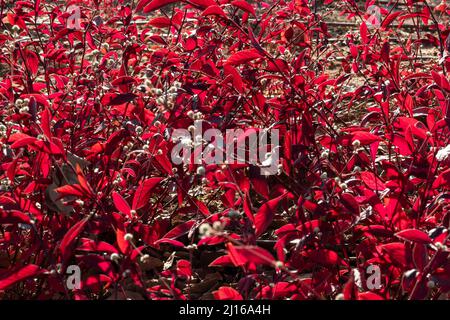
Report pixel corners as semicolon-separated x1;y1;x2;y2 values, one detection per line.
140;254;150;263
196;166;206;176
199;223;212;236
352;140;361;148
124;233;134;241
135;126;143;134
110;253;120;262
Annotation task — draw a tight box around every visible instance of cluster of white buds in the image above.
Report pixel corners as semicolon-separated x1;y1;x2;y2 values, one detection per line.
1;178;11;186
140;254;150;264
187;110;203;120
212;221;223;232
15;98;29;111
198;223;212;237
199;221;223;237
155;92;177;109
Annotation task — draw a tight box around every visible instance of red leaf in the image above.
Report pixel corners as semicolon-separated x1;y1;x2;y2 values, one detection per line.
112;192;131;217
341;193;360;215
360;21;368;44
231;0;255;16
209;255;234;267
379;242;408;266
147;16;172;28
358;292;384;300
0;264;41;290
432;168;450;189
0;210;31;225
351;131;381;145
142;0;179;13
213;286;243;300
77;238;118;254
225;48;263;66
412;243;428;271
40;108;52;138
23;49;39;75
226;243;276;267
6;157;20;183
75;164;94;197
176;260;192;278
360;171;387;191
101;93;137;106
392;135;413;156
404;94;414;115
136;0;152;11
132;177;163;210
60;217;89;263
302;249;348;266
380;41;390;63
111;76;137;86
396;229;432;244
55;184;85;198
190;0;216;8
116;227;130;254
201;5;227;18
162;220;196;239
10;135;38;149
381;11;401;29
254;193;286;237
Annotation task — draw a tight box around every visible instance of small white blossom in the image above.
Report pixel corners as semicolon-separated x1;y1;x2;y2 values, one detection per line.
124;233;134;241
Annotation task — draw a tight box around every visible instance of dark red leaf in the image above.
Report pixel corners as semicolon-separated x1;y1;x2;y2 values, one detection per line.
112;192;131;217
231;0;255;16
0;264;41;291
396;229;432;244
213;286;243;300
60;217;89;263
132;177;163;210
254;193;286;237
225;49;263;66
